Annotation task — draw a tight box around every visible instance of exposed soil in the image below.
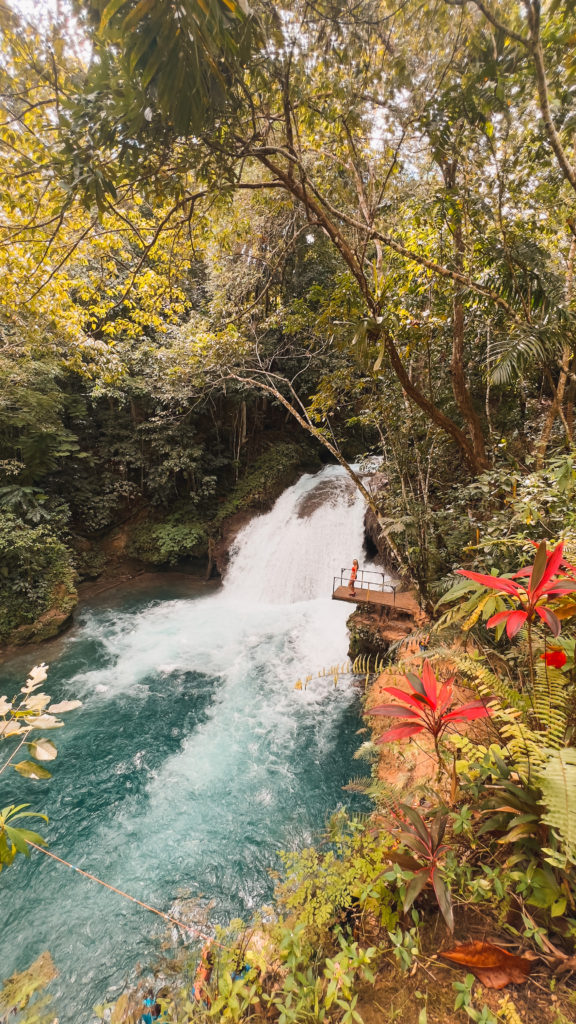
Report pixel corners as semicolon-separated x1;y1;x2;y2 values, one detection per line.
355;908;576;1024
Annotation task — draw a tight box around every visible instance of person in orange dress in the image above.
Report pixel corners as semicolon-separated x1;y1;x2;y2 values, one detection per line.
349;559;359;596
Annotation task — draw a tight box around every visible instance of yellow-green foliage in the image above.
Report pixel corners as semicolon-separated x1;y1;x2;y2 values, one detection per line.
0;952;57;1024
276;818;395;935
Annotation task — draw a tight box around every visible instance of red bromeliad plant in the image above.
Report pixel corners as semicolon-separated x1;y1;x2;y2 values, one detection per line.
457;540;576;639
370;661;491;767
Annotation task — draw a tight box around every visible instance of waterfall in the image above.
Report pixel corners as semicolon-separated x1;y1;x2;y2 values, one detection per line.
224;464;369;604
0;464;377;1024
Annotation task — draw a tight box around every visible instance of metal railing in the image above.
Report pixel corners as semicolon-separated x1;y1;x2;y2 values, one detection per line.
332;567;398;602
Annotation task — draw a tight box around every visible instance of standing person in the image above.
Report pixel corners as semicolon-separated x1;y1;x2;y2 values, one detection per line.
141;991;155;1024
349;559;359;596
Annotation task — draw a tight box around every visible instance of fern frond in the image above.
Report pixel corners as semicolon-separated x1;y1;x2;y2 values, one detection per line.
353;741;379;763
343;776;374;793
443;651;528;715
441;651;571;777
539;748;576;864
532;662;569;750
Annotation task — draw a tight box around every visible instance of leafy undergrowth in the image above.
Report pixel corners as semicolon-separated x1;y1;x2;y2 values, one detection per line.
4;539;576;1024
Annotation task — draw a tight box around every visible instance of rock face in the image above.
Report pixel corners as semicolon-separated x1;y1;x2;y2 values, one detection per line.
347;596;428;662
8;583;77;646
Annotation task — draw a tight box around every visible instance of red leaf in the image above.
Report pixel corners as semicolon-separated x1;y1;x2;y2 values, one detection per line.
403;869;429;913
382;686;430;711
444;701;491;722
440;941;534;989
421;660;439;707
535;541;564;594
540;649;567;668
376;723;425;743
456;569;521;596
486;609;515;628
400;804;433;847
385;850;423;872
397;831;430;859
534;605;561;636
436;678;454;713
370;704;421;719
487;608;528;636
544;581;576;595
505;609;529;637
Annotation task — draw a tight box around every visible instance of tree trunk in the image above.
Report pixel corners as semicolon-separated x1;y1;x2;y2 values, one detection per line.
255;150;489;473
535;235;576;465
444;160;489;470
452;293;489;469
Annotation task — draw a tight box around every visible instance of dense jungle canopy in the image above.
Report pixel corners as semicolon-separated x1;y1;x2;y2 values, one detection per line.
4;6;576;1024
1;0;576;634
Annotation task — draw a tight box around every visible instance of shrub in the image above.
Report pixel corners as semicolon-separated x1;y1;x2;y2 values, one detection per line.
0;512;76;641
127;519;209;565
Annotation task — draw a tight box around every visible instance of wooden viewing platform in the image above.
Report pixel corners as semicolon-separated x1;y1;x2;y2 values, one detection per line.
332;568;420;616
331;585;420;615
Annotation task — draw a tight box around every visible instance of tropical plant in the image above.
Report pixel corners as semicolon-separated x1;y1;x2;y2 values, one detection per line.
80;0;257;136
538;748;576;867
0;951;58;1024
381;804;454;931
0;513;77;643
369;660;491;768
457;540;576;638
323;933;377;1023
276;814;395;936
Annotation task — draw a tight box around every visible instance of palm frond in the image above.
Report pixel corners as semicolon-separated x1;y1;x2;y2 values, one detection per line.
489;324;564;385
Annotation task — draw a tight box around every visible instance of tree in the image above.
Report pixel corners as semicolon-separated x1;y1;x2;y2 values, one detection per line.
15;0;567;470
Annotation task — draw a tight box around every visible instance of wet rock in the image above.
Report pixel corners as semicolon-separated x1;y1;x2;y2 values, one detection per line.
347;598;428;663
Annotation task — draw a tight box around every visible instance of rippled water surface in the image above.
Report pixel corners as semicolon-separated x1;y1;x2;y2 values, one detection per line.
0;466;376;1022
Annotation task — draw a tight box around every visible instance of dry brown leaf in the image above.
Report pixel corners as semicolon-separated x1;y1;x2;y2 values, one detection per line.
554;955;576;977
440;941;534;989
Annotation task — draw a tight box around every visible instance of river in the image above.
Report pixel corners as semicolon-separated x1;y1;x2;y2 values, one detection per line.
0;465;374;1022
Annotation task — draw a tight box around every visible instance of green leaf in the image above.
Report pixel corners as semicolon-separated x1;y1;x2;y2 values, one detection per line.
121;0;156;32
539;748;576;863
0;952;57;1017
3;824;46;855
100;0;129;32
405;672;427;698
550;898;567;917
403;869;429;913
141;47;164;89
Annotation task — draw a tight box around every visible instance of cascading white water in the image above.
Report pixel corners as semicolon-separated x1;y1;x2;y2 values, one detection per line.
225;464;371;605
0;464;380;1024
